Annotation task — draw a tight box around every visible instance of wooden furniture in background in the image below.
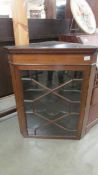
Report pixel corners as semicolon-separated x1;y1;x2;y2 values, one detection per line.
4;41;98;139
45;0;56;19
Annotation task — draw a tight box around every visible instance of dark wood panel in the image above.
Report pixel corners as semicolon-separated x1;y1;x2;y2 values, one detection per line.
0;18;70;42
0;49;13;97
29;19;70;40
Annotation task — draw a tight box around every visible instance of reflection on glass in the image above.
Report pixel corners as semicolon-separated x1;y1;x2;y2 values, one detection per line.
21;70;83;137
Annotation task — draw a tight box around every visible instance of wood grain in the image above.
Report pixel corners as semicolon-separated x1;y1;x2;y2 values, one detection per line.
5;41;97;139
12;0;29;45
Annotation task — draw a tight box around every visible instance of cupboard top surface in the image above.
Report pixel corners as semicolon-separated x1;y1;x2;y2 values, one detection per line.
4;41;98;55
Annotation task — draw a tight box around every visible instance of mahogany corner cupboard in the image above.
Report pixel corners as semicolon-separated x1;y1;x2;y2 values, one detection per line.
4;41;98;139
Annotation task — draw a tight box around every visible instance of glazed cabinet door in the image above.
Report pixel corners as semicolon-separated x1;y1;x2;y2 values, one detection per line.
13;65;90;139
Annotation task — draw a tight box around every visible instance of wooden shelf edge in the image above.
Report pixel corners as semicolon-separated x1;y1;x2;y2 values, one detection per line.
0;94;16;118
0;106;16;118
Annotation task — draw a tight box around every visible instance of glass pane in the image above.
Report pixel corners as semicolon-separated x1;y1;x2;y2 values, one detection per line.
21;70;83;138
